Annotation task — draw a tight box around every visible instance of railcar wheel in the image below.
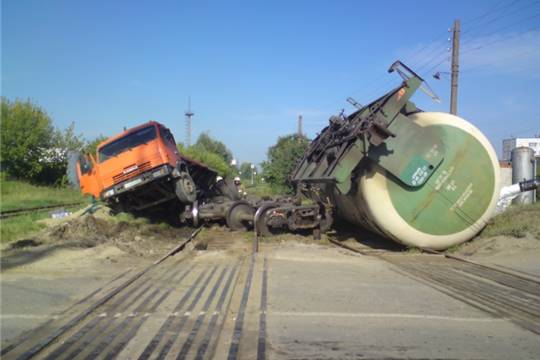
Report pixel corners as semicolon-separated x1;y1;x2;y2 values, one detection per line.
226;201;255;230
254;202;281;237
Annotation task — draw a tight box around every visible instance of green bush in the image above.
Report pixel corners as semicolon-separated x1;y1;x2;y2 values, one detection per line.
177;133;236;177
1;98;86;185
1;98;54;181
179;144;231;176
261;134;310;193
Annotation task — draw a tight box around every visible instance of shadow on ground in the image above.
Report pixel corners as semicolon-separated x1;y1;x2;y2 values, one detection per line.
1;244;72;271
330;219;407;252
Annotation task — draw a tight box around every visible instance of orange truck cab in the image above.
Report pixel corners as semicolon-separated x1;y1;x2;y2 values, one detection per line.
74;121;219;212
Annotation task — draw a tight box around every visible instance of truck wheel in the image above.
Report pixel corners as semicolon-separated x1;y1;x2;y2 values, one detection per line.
175;172;197;203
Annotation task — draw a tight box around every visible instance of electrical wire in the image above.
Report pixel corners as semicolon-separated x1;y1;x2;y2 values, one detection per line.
461;0;527;37
462;1;540;41
461;25;540;55
460;46;539;73
462;0;513;25
420;56;451;78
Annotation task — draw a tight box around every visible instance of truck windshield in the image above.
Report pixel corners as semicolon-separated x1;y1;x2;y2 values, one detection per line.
98;126;157;163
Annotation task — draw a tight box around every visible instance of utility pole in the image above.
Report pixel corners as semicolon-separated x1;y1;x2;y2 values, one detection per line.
185;97;194;147
297;115;303;138
450;19;461;115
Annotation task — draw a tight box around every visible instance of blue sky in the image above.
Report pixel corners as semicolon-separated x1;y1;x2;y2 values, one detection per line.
2;0;539;165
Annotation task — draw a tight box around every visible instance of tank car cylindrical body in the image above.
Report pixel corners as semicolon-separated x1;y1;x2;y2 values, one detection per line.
332;112;500;250
290;62;501;250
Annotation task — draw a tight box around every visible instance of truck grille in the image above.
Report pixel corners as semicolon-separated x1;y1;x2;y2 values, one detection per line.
113;161;152;184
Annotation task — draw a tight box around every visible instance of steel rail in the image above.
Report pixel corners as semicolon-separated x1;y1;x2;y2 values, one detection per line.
330;239;540;335
0;202;86;219
2;226;202;360
420;248;540;285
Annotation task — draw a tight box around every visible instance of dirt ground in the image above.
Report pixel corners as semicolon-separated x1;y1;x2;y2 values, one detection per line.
3;201;539;269
0;207;248;343
1;205;194;265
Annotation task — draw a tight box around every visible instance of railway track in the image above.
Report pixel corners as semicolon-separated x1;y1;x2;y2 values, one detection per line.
0;202;86;219
9;228;538;359
330;239;540;335
1;228;270;360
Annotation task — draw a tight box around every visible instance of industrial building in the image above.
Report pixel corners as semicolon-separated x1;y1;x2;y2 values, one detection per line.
502;137;540;161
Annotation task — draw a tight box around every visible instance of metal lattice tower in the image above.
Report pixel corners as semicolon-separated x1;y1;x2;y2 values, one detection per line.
185;97;194;147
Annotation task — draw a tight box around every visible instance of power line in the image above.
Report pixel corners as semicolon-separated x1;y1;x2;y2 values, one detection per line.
402;30;450;67
462;1;540;41
461;25;540;55
461;0;526;36
462;0;512;25
460;46;539;73
420;56;451;78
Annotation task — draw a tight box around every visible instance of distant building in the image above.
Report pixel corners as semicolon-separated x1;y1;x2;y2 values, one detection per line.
502;137;540;161
499;160;513;188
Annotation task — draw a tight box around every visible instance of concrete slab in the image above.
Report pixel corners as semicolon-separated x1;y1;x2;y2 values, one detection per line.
264;243;540;360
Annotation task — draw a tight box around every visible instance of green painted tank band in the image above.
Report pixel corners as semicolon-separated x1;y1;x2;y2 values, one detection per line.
387;124;495;236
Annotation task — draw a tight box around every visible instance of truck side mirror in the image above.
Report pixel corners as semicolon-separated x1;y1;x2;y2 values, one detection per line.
79;154;93;175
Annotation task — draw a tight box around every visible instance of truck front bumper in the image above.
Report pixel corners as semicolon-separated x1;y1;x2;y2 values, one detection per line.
100;164;176;201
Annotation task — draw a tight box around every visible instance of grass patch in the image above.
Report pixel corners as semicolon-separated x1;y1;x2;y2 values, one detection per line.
245;182;287;198
1;176;88;243
1;213;48;244
1;175;86;212
479;202;540;239
109;211;148;224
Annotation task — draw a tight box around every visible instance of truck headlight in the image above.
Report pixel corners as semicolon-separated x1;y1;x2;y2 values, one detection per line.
103;189;115;198
153;166;168;178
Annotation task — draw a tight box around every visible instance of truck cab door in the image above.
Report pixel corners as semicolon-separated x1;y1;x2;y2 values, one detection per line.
159;126;180;164
77;154;102;198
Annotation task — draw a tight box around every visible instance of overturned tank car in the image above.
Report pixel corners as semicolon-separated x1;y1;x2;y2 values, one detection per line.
287;61;500;250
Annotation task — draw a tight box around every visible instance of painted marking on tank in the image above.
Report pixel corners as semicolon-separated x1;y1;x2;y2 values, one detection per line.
434;166;455;191
272;311;505;322
445;180;457;192
411;165;429;186
450;182;474;211
425;143;440;160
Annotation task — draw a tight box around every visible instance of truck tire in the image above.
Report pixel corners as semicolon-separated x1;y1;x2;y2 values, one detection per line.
175;172;197;203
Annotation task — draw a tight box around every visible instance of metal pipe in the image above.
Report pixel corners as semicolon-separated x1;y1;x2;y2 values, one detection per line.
511;147;535;204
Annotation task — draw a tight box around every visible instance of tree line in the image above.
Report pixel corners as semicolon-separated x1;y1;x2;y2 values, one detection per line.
0;98;311;192
0;98;105;185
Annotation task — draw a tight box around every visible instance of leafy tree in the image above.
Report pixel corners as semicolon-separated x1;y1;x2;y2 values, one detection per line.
0;98;88;185
239;162;253;180
38;122;86;184
193;132;233;164
261;134;310;192
1;98;54;181
84;135;108;157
